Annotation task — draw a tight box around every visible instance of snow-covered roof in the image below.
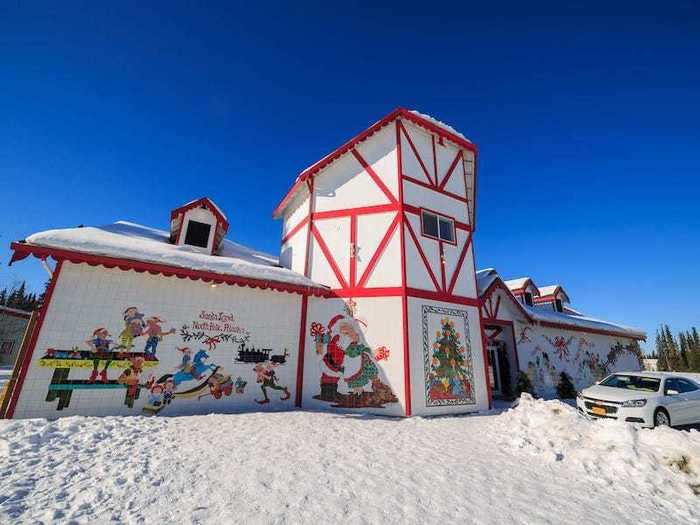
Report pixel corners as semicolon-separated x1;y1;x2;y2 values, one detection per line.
409;110;471;142
171;197;228;227
23;221;322;289
523;305;646;340
475;268;499;295
478;268;645;340
504;277;537;292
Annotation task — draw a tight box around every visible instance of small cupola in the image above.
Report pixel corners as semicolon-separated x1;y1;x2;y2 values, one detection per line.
170;197;229;255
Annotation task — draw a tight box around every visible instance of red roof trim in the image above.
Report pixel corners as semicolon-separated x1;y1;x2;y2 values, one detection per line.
0;306;32;319
10;243;331;298
480;278;534;322
171;197;229;230
272;108;477;218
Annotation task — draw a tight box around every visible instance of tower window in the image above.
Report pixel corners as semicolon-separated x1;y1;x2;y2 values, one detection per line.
421;210;456;243
184;220;211;248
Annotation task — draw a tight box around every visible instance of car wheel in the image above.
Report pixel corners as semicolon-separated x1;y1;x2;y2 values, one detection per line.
654;408;671;428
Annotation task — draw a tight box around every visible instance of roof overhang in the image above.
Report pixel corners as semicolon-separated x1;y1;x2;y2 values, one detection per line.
9;242;331;298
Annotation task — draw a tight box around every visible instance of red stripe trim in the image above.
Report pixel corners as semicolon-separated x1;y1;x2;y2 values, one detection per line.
403;217;441;291
438;150;463;191
356;213;400;288
331;286;403;298
349;215;357;287
312;203;397;220
4;260;64;419
170;197;229;231
536;320;646;340
447;232;472;294
310;225;349;289
397;120;411;417
351;149;397;204
295;295;308;407
281;216;309;245
398;120;433;185
405;287;480;307
10;243;331;298
438;242;446;292
402;175;469;204
494;295;502;318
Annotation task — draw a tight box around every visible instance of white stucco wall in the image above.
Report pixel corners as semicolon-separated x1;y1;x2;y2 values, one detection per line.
13;262;302;419
302;296;406;417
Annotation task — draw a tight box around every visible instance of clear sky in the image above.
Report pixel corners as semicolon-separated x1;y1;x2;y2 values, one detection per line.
1;3;698;350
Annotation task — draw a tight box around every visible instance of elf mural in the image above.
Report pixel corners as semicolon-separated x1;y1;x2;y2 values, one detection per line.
37;307;290;413
422;305;476;407
310;300;398;409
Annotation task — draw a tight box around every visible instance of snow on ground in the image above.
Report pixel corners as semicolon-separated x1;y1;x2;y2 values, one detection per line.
1;396;698;524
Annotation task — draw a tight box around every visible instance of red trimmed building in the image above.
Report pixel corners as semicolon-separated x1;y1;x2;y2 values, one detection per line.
1;108;644;419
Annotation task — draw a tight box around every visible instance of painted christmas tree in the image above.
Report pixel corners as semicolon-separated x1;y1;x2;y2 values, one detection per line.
428;317;472;402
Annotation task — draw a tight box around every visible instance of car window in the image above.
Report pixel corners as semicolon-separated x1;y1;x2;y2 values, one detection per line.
599;374;660;392
677;379;699;393
664;378;680;395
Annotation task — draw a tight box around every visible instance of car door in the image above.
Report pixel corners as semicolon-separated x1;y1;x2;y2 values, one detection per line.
663;378;686;424
677;378;700;425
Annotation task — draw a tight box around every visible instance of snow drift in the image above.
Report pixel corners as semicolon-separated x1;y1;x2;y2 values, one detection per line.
0;397;698;524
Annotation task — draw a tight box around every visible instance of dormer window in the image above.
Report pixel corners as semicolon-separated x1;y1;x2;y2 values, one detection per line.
421;209;456;244
184;220;211;249
170;197;229;255
523;292;534;306
555;298;564;312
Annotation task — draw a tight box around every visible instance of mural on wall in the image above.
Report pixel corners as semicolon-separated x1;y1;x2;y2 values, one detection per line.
310;299;398;409
523;328;645;395
422;305;476;407
38;308;290;413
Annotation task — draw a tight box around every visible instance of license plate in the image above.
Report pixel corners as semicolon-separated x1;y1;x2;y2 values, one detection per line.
591;406;607;416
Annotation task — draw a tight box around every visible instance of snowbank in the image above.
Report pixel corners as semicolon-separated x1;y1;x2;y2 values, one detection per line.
0;399;698;524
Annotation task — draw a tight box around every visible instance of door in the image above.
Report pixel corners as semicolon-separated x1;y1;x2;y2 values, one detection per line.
487;343;501;396
676;378;700;424
664;378;691;425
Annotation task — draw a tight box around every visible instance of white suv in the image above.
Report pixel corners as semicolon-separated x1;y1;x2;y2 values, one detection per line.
576;371;700;428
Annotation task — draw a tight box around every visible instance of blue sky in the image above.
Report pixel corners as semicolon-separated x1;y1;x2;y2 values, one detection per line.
1;3;698;350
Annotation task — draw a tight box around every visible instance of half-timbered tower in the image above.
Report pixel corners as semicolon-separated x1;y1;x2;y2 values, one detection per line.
274;108;488;416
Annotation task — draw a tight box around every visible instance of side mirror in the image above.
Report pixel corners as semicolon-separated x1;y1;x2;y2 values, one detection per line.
666;389;680;396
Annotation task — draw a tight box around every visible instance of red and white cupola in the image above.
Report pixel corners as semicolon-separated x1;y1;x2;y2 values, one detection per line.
169;197;229;255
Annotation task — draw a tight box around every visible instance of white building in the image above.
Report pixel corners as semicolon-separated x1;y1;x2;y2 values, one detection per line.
1;108;644;419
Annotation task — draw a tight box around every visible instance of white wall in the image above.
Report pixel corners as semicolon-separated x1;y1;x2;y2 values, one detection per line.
302;296;406;416
13;262;302;419
514;321;642;397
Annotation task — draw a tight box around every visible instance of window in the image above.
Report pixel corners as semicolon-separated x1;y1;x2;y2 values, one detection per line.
0;341;14;354
599;374;661;392
554;299;564;312
421;210;455;243
184;220;211;248
677;378;699;393
664;378;680;395
523;292;534;306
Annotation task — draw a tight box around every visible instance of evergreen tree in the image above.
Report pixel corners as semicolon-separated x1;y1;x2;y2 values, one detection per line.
663;325;681;371
655;329;669;371
689;328;700;372
679;332;689;371
514;371;534;397
556;372;577;399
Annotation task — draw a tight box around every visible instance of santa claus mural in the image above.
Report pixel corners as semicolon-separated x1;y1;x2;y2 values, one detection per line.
310;301;397;409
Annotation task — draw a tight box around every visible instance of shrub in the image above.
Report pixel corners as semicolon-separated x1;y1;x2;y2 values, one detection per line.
514;371;534;397
556;371;577;399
